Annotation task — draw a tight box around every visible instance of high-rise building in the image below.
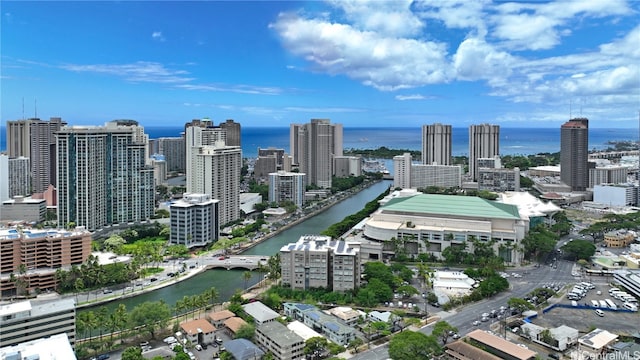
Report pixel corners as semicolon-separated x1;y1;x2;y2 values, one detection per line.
185;120;242;226
170;193;219;248
290;119;343;189
55;121;155;231
589;165;628;188
219;119;241;147
155;137;186;172
187;146;241;226
8;157;31;198
422;123;452;165
478;167;521;192
268;171;306;208
393;153;412;189
5;117;66;194
333;156;362;177
561;118;589;191
254;148;286;183
469;124;500;181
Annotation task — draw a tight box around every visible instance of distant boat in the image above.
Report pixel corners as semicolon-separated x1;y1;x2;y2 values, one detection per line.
359;137;369;142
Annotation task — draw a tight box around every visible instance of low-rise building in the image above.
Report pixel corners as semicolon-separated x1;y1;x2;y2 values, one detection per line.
179;318;216;346
286;320;323;342
207;309;235;328
0;298;76;348
593;184;638;207
324;307;361;326
242;301;279;326
577;328;618;360
224;338;265;360
604;230;636;248
520;323;579;351
255;321;305;360
283;303;356;346
466;329;537;360
433;270;476;297
224;317;249;337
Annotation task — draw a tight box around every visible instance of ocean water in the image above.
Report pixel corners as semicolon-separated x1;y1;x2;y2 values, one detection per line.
1;126;637;159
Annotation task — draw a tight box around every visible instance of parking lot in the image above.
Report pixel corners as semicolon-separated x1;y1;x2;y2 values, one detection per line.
532;283;639;335
136;332;230;360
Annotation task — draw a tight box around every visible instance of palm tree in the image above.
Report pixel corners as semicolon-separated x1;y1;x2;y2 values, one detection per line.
114;304;128;343
207;287;220;311
96;306;109;343
243;271;252;290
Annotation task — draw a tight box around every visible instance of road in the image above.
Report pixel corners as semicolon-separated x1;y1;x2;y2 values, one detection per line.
350;259;577;360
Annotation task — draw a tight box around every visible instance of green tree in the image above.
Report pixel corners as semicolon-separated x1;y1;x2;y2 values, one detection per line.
121;346;144;360
348;338;364;354
562;239;596;260
363;262;395;288
129;301;171;338
235;323;255;340
388;331;441;360
432;320;458;344
507;297;535;314
304;337;329;360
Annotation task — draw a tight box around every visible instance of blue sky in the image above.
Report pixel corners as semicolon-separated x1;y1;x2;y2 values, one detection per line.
1;0;639;128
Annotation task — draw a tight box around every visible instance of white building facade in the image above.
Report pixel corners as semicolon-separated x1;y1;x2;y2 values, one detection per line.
170;193;219;248
268;171;306;208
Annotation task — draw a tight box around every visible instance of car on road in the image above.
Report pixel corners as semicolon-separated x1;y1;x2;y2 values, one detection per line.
195;344;202;351
595;309;605;317
218;256;225;260
472;320;480;326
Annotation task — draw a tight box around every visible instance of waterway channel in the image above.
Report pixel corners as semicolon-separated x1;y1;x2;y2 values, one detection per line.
77;180;392;320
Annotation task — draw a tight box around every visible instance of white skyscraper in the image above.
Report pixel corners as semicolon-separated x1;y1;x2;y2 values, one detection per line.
187;146;241;226
268;171;306;208
56;120;155;231
184;119;242;226
393;153;412;189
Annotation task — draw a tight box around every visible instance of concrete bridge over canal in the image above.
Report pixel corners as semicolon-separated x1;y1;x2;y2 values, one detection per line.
202;255;269;271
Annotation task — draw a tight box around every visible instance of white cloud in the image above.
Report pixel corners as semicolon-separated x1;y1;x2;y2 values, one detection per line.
491;0;630;50
453;37;514;82
176;83;282;95
60;61;192;84
395;94;436;101
151;31;165;42
270;12;451;91
328;0;424;37
415;0;488;37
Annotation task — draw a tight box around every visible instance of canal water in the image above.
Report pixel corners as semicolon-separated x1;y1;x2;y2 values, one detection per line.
78;180;392;321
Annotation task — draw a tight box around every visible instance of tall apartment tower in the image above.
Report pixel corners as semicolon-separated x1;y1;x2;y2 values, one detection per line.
187;146;241;226
561;118;589;191
422;123;452;165
219;119;241;147
268;171;306;208
56;120;155;231
185;120;241;226
5;117;66;194
290;119;343;188
155;137;186;172
468;124;500;181
393;153;412;189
